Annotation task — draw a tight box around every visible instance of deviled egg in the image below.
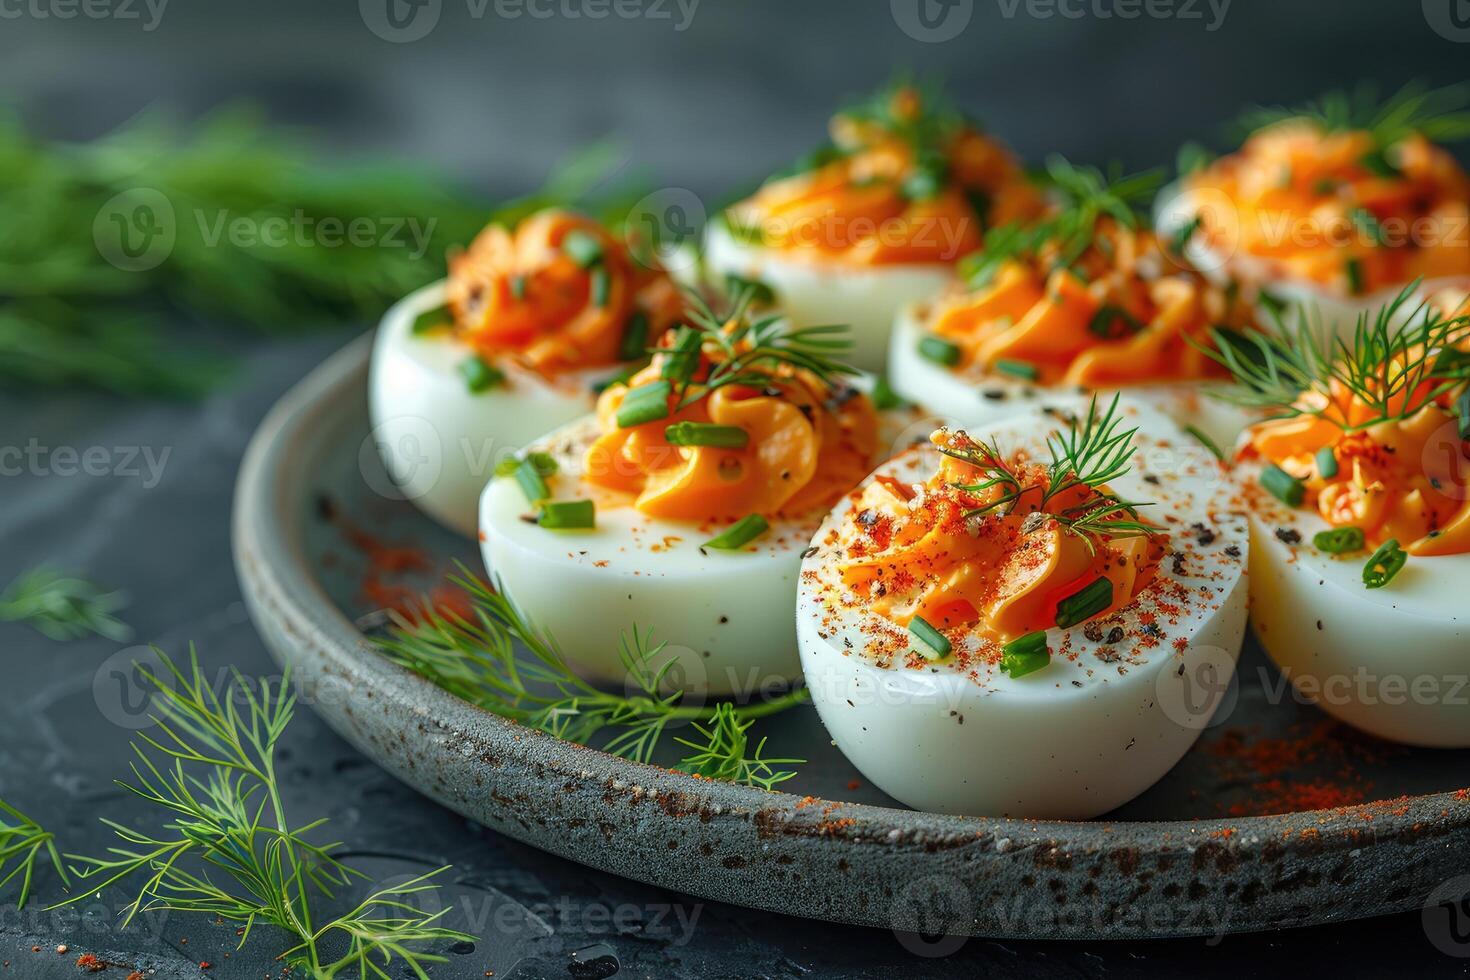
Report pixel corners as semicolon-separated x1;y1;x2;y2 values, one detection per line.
891;158;1260;450
371;209;684;535
479;294;929;696
1157;84;1470;331
798;397;1248;818
1229;287;1470;747
705;78;1044;371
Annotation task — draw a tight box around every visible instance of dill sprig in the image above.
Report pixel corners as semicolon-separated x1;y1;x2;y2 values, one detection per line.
55;648;474;978
832;73;968;154
1202;284;1470;432
0;566;132;642
674;703;801;791
374;567;807;784
960;156;1163;287
0;800;67;910
1236;80;1470;147
1042;392;1140;503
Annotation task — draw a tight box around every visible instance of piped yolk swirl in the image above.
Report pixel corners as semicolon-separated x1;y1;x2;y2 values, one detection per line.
837;431;1163;642
726;87;1043;265
1188;123;1470;295
583;345;879;523
926;223;1249;386
446;209;684;375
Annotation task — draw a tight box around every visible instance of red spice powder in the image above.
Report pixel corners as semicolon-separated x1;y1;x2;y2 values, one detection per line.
1206;720;1396;816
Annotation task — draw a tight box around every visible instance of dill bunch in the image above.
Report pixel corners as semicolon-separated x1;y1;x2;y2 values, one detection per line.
0;566;132;642
0;800;67;910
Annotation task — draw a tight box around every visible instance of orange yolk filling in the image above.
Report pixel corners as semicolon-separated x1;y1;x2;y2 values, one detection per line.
838;431;1164;642
1188;123;1470;295
1247;377;1470;556
926;223;1247;386
583;350;879;523
446;209;684;375
726;87;1044;265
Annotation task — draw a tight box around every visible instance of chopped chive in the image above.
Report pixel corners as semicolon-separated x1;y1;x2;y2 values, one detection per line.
703;514;769;551
1344;257;1365;296
591;359;647;395
615;380;672;428
724;272;776;306
1313;526;1365;555
1260;463;1305;506
1168;214;1203;257
872;375;910;411
907;615;952;659
495;450;558;479
665;421;749;448
1360;147;1401;179
538;499;595;530
965;187;993;223
1349;207;1385;246
509;274;527;300
1316;446;1339;479
514;456;551;503
458;355;505;393
999;630;1050;678
412;304;449;334
1362;538;1406;589
1312;178;1339;196
1256;288;1287;324
918;335;962;367
590;266;610;307
1457;390;1470;440
660;328;703;384
618;310;650;362
994;358;1039;381
1055;577;1112;629
561;229;604;268
1088;304;1144;340
1183;424;1225;462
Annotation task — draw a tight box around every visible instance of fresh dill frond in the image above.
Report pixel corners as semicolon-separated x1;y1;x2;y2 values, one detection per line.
1042;496;1155;556
55;648;473;978
0;800;67;910
0;567;132;642
1043;393;1141;503
1201;283;1470;432
1236;80;1470;147
674;703;802;791
375;566;808;786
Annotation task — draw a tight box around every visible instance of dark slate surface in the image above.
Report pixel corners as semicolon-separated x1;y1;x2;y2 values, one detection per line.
4;1;1470;976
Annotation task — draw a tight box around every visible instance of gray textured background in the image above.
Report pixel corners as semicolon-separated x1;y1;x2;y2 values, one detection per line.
4;1;1470;977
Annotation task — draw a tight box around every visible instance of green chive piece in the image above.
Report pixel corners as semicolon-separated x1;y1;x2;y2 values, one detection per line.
412;304;449;334
616;380;672;428
1168;215;1202;257
590;267;610;307
1000;630;1050;678
592;359;647;396
1312;178;1339;196
495;451;558;479
872;375;910;411
1360;147;1401;179
994;358;1039;381
724;272;776;306
907;615;952;659
660;328;703;384
965;188;993;223
1316;446;1339;479
1088;304;1144;340
514;456;551;503
618;311;650;362
918;335;962;367
1261;464;1305;506
1256;289;1287;324
509;274;527;300
1183;424;1225;462
538;499;595;530
1314;526;1365;555
1349;207;1385;246
561;229;604;268
1362;538;1407;589
665;421;749;448
703;514;770;551
1457;390;1470;440
1055;577;1113;629
459;355;505;394
1345;257;1365;296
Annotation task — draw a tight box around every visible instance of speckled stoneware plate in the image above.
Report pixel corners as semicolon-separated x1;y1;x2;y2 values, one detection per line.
232;333;1470;941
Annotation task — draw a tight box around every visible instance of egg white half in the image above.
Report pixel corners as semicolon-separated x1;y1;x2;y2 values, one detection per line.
797;399;1249;818
887;303;1260;452
1240;460;1470;747
703;218;955;373
370;281;609;536
479;403;937;697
